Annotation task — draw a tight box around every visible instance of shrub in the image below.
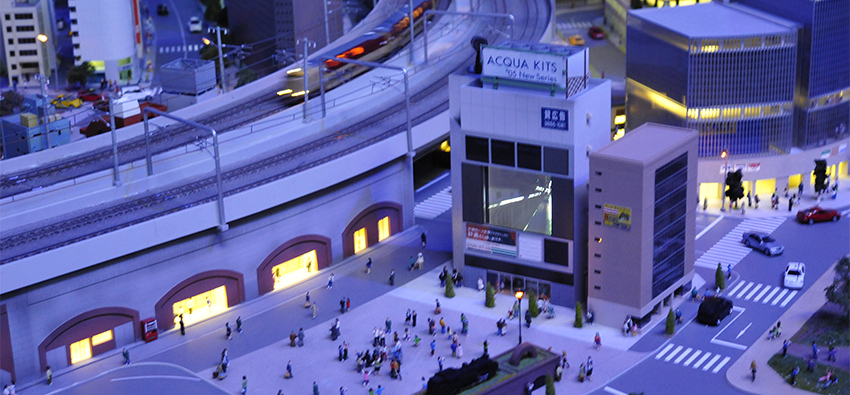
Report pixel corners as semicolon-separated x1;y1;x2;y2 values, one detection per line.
715;262;726;290
666;308;675;335
445;278;455;298
574;302;583;328
528;290;540;318
485;282;495;308
545;373;556;395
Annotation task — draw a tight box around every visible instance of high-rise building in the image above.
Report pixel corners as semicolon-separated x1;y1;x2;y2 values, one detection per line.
1;0;56;87
68;0;141;84
737;0;850;149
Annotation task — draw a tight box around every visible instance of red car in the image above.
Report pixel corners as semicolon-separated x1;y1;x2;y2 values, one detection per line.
79;89;106;102
588;26;605;40
796;206;841;224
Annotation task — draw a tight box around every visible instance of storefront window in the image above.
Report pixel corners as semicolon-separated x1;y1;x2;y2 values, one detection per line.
70;338;92;364
91;330;112;346
172;285;228;326
354;228;367;253
378;216;390;241
272;250;318;290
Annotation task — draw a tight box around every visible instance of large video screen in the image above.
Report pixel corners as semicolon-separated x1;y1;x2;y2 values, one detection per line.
486;167;552;236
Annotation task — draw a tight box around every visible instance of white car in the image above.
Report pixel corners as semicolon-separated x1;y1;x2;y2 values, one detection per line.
188;17;203;33
783;262;806;289
116;85;161;103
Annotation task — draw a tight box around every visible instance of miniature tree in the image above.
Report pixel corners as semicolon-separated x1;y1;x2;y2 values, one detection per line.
715;262;726;290
574;302;584;328
528;290;540;318
666;308;676;335
545;373;556;395
485;282;495;308
445;277;456;298
825;255;850;320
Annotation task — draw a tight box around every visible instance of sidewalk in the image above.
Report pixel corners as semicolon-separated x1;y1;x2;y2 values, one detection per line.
726;259;845;395
698;178;850;220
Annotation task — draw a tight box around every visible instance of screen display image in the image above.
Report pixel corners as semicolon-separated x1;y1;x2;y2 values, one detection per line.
486;167;552;235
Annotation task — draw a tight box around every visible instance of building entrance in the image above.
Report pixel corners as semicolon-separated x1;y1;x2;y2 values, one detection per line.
272;250;318;291
486;271;551;300
172;285;228;326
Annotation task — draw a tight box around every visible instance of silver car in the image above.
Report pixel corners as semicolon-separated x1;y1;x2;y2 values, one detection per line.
741;231;784;256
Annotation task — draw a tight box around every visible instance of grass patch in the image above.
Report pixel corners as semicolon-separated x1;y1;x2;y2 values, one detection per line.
767;354;849;395
790;303;850;347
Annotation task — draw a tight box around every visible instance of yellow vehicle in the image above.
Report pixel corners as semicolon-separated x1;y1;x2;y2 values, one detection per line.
51;94;83;109
569;34;585;46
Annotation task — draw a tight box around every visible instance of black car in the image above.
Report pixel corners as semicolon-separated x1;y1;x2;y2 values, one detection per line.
157;4;169;16
697;297;733;326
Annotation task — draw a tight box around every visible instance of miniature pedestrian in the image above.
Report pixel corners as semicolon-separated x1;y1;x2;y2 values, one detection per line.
435;299;442;314
414;334;421;346
297;328;305;347
339;386;346;395
578;363;586;382
328;273;335;289
421;232;427;248
362;369;371;386
312;302;319;319
412;310;418;327
179;314;185;335
790;366;799;385
703;197;708;211
236;316;243;333
389;270;395;286
438;356;444;371
827;343;836;361
386;317;392;333
226;322;232;339
784;184;789;198
525;309;532;328
343;341;349;360
366;258;372;274
747;191;752;207
286;360;293;378
440;317;447;334
586;356;594;381
340;298;347;313
750;360;757;382
123;348;130;365
405;309;412;326
806;357;816;372
307;258;312;273
305;291;311;308
289;330;297;347
346;298;351;312
241;376;247;394
313;381;319;395
798;182;803;196
561;351;570;368
782;339;790;357
812;341;819;360
409;256;416;271
221;349;229;372
417;252;424;270
594;332;601;350
727;264;732;279
788;196;794;211
46;366;52;386
430;338;436;356
457;343;464;359
754;194;760;208
483;339;490;355
478;277;484;291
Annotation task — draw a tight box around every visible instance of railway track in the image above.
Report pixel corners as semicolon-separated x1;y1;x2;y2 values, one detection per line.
0;0;551;265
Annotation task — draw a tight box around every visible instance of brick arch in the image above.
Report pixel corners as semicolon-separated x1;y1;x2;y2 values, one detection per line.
154;270;245;330
341;202;402;258
38;306;140;372
256;235;332;295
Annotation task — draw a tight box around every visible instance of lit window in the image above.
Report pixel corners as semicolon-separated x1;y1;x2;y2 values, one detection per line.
354;228;367;253
91;330;113;346
378;216;390;241
70;338;92;364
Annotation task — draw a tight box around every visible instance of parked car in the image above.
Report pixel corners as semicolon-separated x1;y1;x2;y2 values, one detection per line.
588;26;605;40
78;89;106;102
188;17;203;33
741;231;784;256
51;94;83;109
697;296;733;326
157;4;168;16
783;262;806;289
796;206;841;224
117;85;161;103
568;34;585;46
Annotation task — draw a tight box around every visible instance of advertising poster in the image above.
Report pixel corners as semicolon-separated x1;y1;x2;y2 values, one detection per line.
603;204;631;230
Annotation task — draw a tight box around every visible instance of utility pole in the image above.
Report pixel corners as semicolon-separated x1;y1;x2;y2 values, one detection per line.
213;27;228;93
408;0;416;64
107;93;122;186
34;74;51;149
323;0;331;46
300;38;316;123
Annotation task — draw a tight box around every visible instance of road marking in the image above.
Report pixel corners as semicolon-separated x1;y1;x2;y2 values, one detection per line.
770;289;789;306
727;281;745;297
737;322;752;339
734;282;754;298
695;217;786;269
673;348;692;364
711;306;749;350
711;339;748;350
692;353;711;369
711;356;732;373
655;344;674;360
112;376;200;382
762;287;779;304
664;345;684;362
696;215;725;240
603;386;628;395
683;350;702;366
744;284;762;300
780;290;798;307
753;286;771;302
702;354;722;371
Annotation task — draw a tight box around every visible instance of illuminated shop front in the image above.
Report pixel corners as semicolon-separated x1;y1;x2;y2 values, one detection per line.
257;236;332;295
171;285;229;327
342;203;401;257
38;307;140;372
155;271;245;331
272;250;318;290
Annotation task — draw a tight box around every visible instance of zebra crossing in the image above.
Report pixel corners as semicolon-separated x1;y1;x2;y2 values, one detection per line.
413;186;452;219
556;20;592;32
654;343;732;374
725;280;798;307
158;44;202;54
694;216;786;269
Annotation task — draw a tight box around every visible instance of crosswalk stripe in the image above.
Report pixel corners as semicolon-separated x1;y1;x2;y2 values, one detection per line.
744;284;763;300
762;287;779;304
711;356;731;373
702;354;722;371
695;217;786;269
664;345;684;362
753;286;771;302
692;353;711;369
770;289;789;306
727;281;745;296
655;344;674;360
673;348;692;364
734;282;754;298
683;350;702;366
779;290;798;307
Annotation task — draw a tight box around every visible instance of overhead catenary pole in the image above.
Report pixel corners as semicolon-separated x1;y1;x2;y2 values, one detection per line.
409;0;416;64
323;0;331;46
107;94;122;186
215;27;226;93
35;74;51;149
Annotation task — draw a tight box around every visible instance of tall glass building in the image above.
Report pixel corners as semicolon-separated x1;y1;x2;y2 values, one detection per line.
625;3;799;158
737;0;850;149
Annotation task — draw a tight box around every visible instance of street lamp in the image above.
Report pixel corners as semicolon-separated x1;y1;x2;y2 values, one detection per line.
720;150;728;212
515;290;523;345
36;34;59;90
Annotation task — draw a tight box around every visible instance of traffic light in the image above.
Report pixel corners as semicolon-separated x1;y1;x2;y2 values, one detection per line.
814;159;827;193
725;169;744;202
